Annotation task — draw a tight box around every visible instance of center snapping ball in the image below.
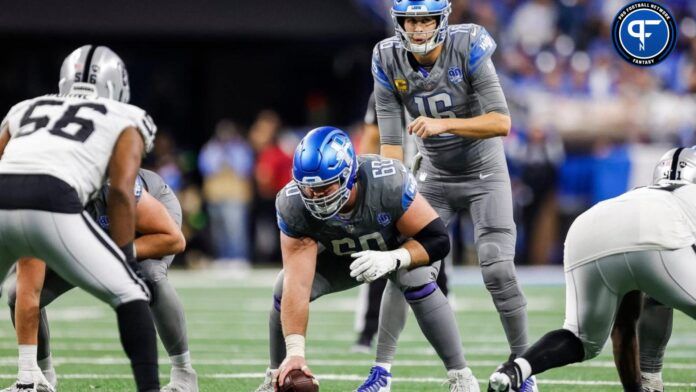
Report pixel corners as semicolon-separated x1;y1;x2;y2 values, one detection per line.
277;369;319;392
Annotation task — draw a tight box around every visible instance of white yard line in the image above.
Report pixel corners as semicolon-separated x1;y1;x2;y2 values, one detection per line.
0;372;690;387
0;357;694;371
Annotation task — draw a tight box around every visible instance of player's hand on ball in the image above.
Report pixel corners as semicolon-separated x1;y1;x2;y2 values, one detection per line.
349;250;397;283
408;116;448;138
276;355;313;388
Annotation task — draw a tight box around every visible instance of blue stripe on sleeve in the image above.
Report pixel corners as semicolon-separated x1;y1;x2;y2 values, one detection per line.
469;27;497;75
372;56;394;92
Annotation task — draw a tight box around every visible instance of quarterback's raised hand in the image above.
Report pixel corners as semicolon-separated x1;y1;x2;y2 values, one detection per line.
349;249;411;283
408;116;449;138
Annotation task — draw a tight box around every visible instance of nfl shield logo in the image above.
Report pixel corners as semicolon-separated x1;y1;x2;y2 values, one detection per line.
377;212;391;227
448;67;463;84
98;215;110;230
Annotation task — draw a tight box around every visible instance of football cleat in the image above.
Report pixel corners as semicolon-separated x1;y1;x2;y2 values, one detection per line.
447;367;480;392
40;368;56;391
252;368;275;392
162;366;199;392
641;372;663;392
487;361;523;392
519;375;538;392
1;370;55;392
355;366;392;392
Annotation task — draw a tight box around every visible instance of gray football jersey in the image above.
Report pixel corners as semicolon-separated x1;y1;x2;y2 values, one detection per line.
276;154;417;257
87;168;182;231
372;24;509;174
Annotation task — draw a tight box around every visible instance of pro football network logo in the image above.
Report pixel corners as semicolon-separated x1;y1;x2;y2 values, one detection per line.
611;1;677;66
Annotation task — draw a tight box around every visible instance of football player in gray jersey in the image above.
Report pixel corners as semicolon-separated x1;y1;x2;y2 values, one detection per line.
368;1;534;390
353;91;450;354
254;127;480;392
5;169;198;392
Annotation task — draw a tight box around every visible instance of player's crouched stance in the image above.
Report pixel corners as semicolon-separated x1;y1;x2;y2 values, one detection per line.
253;127;478;392
0;45;160;391
488;148;696;392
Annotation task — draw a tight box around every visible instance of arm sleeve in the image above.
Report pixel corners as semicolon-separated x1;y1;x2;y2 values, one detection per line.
371;45;405;146
466;26;509;115
384;160;417;220
364;92;377;125
137;111;157;153
471;58;509;115
275;189;307;239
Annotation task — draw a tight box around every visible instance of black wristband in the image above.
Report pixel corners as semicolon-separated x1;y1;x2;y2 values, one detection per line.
119;242;136;263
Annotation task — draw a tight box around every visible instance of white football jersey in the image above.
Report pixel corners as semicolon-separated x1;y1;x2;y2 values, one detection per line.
0;94;156;205
564;184;696;269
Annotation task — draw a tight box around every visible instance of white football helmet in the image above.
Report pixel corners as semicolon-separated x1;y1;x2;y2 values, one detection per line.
652;147;696;185
58;45;130;103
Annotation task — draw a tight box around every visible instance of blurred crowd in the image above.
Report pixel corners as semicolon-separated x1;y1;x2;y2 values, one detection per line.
145;0;696;267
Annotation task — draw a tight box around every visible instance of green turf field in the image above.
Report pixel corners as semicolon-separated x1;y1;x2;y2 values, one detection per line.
0;268;693;391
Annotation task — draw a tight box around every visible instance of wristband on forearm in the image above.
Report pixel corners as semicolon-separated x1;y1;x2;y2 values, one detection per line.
285;334;305;358
119;242;137;263
391;248;412;270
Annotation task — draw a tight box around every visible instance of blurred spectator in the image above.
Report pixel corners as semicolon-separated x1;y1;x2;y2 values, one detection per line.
508;126;565;264
248;110;286;263
199;119;254;266
508;0;557;53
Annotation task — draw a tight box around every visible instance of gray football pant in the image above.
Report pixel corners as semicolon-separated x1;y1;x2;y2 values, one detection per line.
268;252;465;370
562;247;696;360
6;256;190;359
376;168;529;362
638;296;672;373
0;210;149;306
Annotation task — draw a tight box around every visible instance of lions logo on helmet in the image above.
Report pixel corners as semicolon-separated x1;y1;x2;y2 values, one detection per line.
292;126;357;220
391;0;451;55
652;147;696;186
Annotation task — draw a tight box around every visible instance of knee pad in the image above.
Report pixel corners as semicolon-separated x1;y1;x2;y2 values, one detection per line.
404;282;438;302
137;260;168;283
480;259;526;313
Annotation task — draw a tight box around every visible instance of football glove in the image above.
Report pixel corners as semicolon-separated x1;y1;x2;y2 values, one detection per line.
349;248;411;283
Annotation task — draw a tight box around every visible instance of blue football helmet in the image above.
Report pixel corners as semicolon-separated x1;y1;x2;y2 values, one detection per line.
392;0;451;55
292;126;357;220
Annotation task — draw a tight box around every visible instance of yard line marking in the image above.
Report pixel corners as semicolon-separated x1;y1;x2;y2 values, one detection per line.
0;357;694;371
0;373;686;387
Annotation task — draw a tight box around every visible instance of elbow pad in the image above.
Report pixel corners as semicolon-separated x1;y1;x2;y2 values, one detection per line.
413;217;450;263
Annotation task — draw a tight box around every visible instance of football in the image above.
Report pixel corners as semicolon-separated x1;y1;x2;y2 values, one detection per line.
277;369;319;392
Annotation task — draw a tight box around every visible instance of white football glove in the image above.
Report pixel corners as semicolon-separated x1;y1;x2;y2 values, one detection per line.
349;248;411;283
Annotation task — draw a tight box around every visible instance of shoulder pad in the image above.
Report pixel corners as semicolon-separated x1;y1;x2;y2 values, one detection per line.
467;24;497;75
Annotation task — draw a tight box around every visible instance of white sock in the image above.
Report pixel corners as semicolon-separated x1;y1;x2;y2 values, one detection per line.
170;351;192;369
37;355;53;372
18;345;38;371
18;345;39;384
375;362;391;372
514;357;532;381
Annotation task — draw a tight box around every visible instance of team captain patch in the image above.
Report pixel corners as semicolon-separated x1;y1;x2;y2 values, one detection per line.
394;79;408;92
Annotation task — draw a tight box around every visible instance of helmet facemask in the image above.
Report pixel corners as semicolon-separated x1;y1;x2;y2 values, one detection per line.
296;165;354;220
392;4;450;55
